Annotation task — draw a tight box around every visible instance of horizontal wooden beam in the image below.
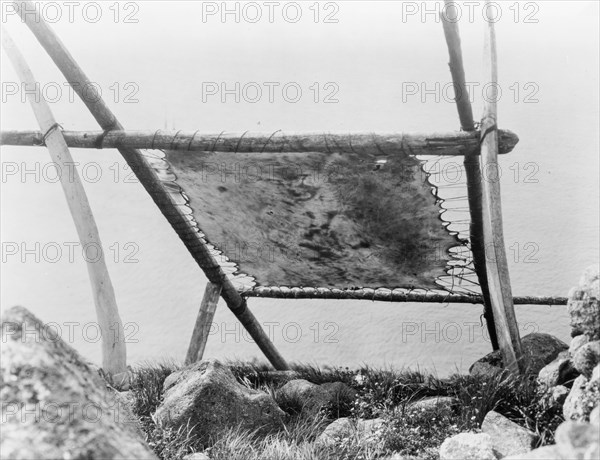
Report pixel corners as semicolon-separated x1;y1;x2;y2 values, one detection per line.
0;129;519;156
243;287;567;305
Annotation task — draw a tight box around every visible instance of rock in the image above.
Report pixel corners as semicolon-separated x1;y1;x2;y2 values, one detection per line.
537;356;579;389
481;410;538;458
321;381;357;404
555;420;600;460
111;389;147;440
154;359;285;445
469;361;505;378
317;417;384;446
502;445;562;459
590;406;599;426
407;396;458;412
0;306;158;460
380;454;407;460
276;379;356;416
568;264;600;341
182;453;210;460
439;432;497;460
470;333;568;376
573;341;600;379
546;385;570;411
570;335;591;357
563;375;600;422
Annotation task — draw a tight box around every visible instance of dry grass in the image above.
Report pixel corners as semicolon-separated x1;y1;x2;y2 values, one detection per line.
127;360;564;460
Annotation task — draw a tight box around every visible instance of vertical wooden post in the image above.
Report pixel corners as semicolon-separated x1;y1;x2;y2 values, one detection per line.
185;282;222;365
14;0;290;370
440;0;499;350
1;28;127;378
480;9;523;373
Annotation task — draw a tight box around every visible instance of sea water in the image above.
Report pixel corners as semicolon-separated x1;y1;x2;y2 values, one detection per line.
1;2;598;376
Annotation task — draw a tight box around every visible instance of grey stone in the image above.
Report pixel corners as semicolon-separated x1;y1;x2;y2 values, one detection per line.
407;396;458;412
538;356;579;389
276;379;356;416
546;385;570;410
502;445;562;459
591;406;600;427
154;359;285;445
573;341;600;379
439;432;497;460
571;335;591;357
469;361;505;378
0;306;158;460
482;410;538;458
564;375;600;422
470;333;568;376
568;264;600;341
555;420;600;460
317;417;384;446
182;453;210;460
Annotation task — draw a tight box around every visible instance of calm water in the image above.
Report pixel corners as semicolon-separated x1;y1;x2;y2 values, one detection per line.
1;2;598;376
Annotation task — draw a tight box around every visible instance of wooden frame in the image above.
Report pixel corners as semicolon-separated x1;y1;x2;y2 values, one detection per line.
3;0;548;374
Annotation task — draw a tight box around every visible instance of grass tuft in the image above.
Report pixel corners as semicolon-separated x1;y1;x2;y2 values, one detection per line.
125;360;564;460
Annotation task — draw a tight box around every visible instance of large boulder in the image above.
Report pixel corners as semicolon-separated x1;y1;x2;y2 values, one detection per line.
555;420;600;459
470;333;568;376
572;341;600;379
567;264;600;340
276;379;356;416
481;410;538;458
563;373;600;422
0;306;157;460
154;359;285;445
439;432;496;460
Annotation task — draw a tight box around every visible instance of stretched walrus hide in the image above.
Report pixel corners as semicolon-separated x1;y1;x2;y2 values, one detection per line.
156;148;460;291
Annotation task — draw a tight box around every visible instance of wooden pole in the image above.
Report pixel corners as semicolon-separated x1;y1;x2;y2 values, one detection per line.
480;11;523;373
185;282;222;365
1;28;127;379
441;0;499;350
440;2;475;130
0;129;519;157
13;1;290;370
244;287;568;305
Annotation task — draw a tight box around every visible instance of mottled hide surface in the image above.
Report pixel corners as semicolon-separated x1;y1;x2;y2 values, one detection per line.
162;149;459;290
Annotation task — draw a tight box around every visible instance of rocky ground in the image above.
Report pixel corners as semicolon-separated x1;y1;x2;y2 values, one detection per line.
1;264;598;460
